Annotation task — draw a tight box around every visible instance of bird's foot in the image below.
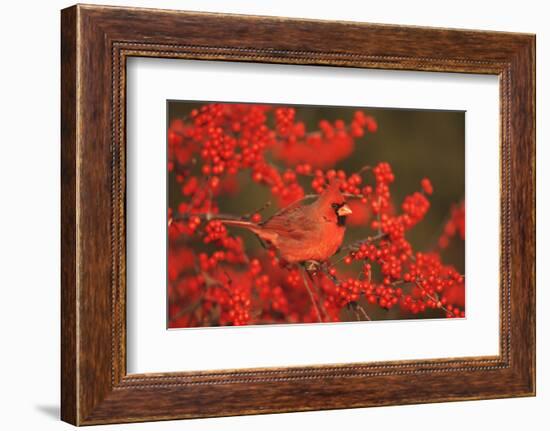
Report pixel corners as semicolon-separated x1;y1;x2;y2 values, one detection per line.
303;260;322;274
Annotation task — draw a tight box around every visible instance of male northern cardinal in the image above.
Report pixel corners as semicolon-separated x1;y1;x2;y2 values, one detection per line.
221;182;352;264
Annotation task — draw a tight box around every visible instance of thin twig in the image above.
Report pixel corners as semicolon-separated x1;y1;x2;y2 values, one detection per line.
169;296;204;322
172;212;243;224
415;281;454;316
355;303;372;321
356;165;372;176
343;192;366;200
320;264;340;286
242;200;272;219
424;291;454;316
331;233;388;265
340;233;388;253
305;269;329;321
172;194;320;225
300;266;323;323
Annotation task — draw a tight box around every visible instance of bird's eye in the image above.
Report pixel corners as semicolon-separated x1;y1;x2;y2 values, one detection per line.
331;203;340;209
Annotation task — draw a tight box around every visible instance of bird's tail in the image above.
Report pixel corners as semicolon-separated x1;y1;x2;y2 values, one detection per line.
218;219;262;235
219;219;278;243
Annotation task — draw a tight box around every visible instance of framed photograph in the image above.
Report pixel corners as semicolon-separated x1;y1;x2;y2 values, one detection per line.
61;4;535;425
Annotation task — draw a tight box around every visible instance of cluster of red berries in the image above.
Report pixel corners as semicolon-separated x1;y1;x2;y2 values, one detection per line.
271;108;377;169
329;278;363;307
337;169;463;317
218;283;252;326
400;252;465;317
370;162;395;215
203;220;227;243
364;283;403;310
200;269;253;326
256;272;289;316
274;107;300;138
167;103;465;328
168;119;197;167
252;163;305;207
439;200;466;249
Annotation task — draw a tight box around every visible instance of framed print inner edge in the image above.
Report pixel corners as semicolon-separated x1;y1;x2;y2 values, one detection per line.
114;43;510;383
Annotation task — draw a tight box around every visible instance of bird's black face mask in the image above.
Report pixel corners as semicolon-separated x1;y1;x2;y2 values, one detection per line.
331;202;349;227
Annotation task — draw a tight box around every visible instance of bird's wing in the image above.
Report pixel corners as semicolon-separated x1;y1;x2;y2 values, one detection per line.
262;206;314;240
265;195;317;221
281;194;318;211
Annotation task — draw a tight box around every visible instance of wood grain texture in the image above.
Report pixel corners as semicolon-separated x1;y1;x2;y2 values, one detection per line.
60;5;78;425
60;4;535;425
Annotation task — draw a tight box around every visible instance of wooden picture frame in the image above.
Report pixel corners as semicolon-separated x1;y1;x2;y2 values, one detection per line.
61;4;535;425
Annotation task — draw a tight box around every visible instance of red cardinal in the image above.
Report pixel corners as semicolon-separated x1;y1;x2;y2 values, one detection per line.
220;182;352;264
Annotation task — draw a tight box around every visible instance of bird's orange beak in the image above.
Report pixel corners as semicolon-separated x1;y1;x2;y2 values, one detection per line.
337;204;352;216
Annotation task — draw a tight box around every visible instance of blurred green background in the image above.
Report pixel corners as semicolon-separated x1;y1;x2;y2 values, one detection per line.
168;101;465;320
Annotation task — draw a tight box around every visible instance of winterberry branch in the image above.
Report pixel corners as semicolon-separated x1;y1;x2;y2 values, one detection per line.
352;302;372;321
300;266;323;323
